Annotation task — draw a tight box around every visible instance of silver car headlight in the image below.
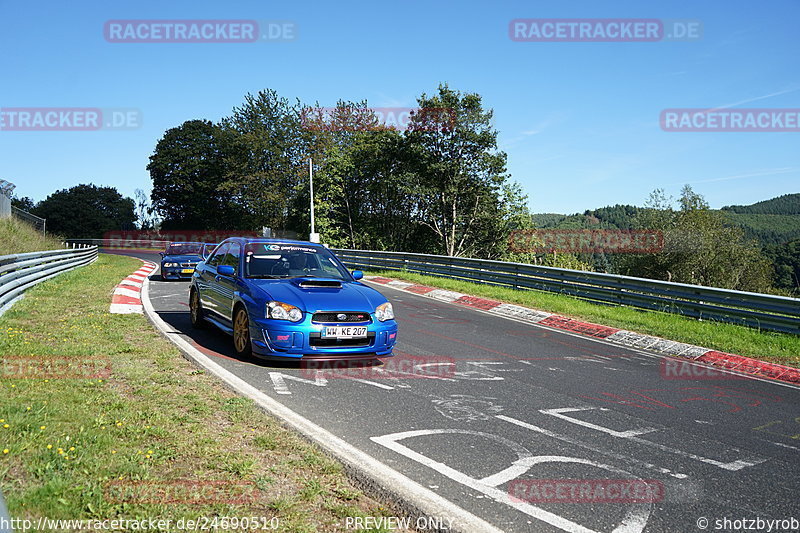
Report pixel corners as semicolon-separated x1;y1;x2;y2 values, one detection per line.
164;262;177;267
375;302;394;322
267;301;303;322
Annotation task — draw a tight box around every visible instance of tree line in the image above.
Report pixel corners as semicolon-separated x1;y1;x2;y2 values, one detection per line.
11;83;797;296
147;84;528;259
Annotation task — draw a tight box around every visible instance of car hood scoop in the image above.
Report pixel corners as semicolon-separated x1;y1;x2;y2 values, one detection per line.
293;278;342;289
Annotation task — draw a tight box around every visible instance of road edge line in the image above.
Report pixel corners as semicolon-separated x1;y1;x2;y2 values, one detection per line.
140;275;503;533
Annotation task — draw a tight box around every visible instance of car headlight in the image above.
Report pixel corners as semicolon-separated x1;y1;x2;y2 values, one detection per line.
164;262;177;267
267;301;303;322
375;302;394;322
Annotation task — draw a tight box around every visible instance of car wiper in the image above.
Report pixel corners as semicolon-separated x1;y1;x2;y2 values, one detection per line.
246;274;280;279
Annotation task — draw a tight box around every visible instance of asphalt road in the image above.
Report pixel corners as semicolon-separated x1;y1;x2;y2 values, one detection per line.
113;250;800;533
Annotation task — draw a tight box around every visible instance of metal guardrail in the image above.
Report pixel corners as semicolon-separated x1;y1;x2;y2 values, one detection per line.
0;245;98;315
332;249;800;335
11;206;46;235
61;239;799;334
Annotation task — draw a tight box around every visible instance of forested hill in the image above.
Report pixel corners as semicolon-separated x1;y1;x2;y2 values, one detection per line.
721;193;800;215
533;194;800;246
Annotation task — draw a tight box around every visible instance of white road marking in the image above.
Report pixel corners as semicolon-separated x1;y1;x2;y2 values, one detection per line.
497;415;688;479
467;361;523;373
372;428;652;533
344;377;395;390
118;279;143;288
377;364;458;381
541;407;659;438
268;371;328;395
540;407;767;471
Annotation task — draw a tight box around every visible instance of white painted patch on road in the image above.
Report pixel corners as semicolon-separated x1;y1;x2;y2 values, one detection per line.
268;371;328;395
488;303;552;323
497;415;688;479
427;289;465;303
540;407;767;471
541;407;659;438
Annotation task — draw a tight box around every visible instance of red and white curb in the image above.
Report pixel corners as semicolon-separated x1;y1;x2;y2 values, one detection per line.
109;261;157;314
366;276;800;385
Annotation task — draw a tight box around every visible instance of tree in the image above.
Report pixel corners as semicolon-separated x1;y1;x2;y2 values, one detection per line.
763;239;800;295
403;84;517;257
148;119;242;230
220;90;307;232
134;188;158;230
33;184;136;238
11;196;35;211
621;186;772;291
293;101;420;250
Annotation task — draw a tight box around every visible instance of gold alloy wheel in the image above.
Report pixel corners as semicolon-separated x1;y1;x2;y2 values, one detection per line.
190;291;199;324
234;308;250;354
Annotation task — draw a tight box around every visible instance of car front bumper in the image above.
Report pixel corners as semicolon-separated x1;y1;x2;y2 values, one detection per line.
161;266;195;280
249;317;398;360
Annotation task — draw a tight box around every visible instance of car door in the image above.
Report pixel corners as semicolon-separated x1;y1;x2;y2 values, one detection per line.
197;242;230;317
215;242;241;323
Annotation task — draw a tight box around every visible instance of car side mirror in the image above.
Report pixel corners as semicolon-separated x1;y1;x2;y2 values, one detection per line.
352;270;364;280
217;265;236;277
159;252;165;257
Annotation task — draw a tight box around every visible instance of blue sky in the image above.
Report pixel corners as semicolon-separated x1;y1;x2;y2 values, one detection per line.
1;0;798;214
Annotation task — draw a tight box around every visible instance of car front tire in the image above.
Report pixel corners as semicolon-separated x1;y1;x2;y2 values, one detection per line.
233;306;253;357
189;288;207;329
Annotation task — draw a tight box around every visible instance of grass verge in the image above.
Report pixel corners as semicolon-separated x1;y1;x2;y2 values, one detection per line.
0;218;63;256
0;254;404;532
368;270;800;368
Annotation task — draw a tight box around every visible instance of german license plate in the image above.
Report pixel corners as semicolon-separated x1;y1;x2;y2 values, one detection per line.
321;326;367;339
181;268;194;274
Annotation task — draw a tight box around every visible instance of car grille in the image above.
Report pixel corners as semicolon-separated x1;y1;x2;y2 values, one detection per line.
180;262;198;268
312;312;372;324
310;332;374;348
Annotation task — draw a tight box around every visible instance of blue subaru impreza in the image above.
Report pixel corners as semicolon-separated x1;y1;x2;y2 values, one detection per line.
189;238;397;361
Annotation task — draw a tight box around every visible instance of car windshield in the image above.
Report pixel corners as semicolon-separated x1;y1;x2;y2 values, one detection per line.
244;243;350;280
165;243;203;256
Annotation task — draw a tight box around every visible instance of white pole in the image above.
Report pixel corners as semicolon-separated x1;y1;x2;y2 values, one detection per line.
309;157;315;236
